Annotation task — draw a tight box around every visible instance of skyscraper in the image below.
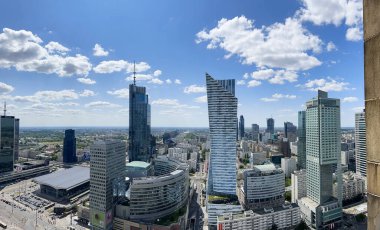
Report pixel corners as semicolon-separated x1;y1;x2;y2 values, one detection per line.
297;111;306;169
0;115;16;173
14;118;19;161
90;140;126;230
266;118;274;135
299;90;342;229
129;83;151;162
206;73;237;195
63;129;77;163
355;110;366;177
251;124;259;141
239;115;245;140
284;121;297;142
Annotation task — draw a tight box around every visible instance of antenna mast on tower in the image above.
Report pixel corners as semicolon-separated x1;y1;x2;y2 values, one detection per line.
3;101;6;116
133;61;136;85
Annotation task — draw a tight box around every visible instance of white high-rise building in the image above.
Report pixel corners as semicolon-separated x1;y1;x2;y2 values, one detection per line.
291;169;307;203
298;90;342;229
281;157;297;178
90;140;126;230
206;73;237;195
355;110;366;177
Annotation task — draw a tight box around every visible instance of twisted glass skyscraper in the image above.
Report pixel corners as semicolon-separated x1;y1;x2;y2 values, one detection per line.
206;73;237;195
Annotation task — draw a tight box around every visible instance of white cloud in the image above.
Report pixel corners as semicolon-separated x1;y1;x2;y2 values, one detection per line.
298;0;363;42
352;106;364;112
93;60;150;74
77;77;96;85
346;27;362;41
184;85;206;94
149;78;164;85
303;78;351;91
107;88;129;99
0;28;92;77
342;96;358;102
247;80;261;88
34;90;79;101
237;80;245;85
153;70;162;77
126;73;153;82
249;68;298;84
174;79;182;84
243;73;249;79
152;98;200;109
79;89;95;97
261;93;296;102
194;95;207;103
0;82;14;94
166;79;172;84
196;16;322;71
84;101;121;108
93;43;109;56
45;41;70;54
326;41;337;52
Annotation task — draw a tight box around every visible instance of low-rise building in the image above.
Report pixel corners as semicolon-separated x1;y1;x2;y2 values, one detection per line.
333;172;366;202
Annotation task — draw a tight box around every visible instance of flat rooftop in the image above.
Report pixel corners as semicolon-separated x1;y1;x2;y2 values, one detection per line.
34;166;89;190
126;161;151;169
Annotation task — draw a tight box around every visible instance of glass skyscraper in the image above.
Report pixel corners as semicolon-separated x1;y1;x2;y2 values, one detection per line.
284;121;297;142
128;84;151;162
355;110;366;177
251;124;259;141
63;129;77;163
297;111;306;169
206;73;237;195
266;118;274;135
0;115;16;173
239;115;244;140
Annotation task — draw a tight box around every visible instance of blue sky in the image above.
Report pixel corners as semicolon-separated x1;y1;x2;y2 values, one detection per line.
0;0;363;127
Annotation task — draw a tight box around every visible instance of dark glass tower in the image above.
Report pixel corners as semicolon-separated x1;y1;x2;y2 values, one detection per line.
239;115;245;140
266;118;274;134
297;111;306;169
251;124;259;141
63;129;77;163
284;121;297;142
0;116;16;173
128;84;151;162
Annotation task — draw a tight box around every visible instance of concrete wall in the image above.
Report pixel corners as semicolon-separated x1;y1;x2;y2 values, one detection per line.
364;0;380;229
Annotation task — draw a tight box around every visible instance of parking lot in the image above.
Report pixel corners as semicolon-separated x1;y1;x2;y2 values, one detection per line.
15;193;52;210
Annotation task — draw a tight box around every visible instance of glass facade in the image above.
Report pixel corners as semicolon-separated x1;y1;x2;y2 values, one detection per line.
0;116;15;173
206;73;237;195
266;118;274;135
355;110;366;177
128;84;151;162
297;111;306;169
63;129;77;163
239;115;244;140
251;124;259;141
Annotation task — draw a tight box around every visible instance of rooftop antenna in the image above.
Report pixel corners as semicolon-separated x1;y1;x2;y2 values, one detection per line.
3;101;6;116
133;60;136;85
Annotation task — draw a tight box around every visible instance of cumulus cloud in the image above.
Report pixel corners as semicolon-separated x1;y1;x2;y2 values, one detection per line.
79;89;95;97
166;79;172;84
237;80;245;85
149;78;164;85
107;88;129;99
302;78;351;91
196;16;322;71
298;0;363;42
93;43;109;56
153;70;162;77
93;60;150;74
152;98;200;109
174;79;182;84
184;85;206;94
0;28;92;77
247;80;261;88
77;77;96;85
194;95;207;103
126;73;153;82
342;96;358;102
326;41;337;52
84;101;121;108
0;82;14;94
261;93;296;102
34;90;79;101
352;106;364;112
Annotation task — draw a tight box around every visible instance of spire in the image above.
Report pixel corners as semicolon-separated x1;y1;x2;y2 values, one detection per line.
3;101;6;116
133;61;136;85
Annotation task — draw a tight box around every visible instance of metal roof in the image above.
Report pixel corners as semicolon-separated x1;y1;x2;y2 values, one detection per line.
126;161;151;169
34;166;89;190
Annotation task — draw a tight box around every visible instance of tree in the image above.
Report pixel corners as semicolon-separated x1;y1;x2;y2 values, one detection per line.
285;191;291;202
270;224;278;230
295;220;309;230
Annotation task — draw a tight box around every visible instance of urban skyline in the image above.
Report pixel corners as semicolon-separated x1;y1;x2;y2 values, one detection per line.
0;0;363;128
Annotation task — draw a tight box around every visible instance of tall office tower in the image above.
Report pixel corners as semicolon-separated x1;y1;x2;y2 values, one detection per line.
239;115;245;140
0;115;16;173
355;110;366;177
284;121;297;142
206;73;237;195
14;118;19;161
298;90;342;229
129;83;151;162
251;124;259;141
90;140;126;230
62;129;77;163
297;111;306;169
266;118;274;135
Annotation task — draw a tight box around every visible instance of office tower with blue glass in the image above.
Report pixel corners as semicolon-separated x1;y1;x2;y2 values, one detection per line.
128;80;151;162
0;115;16;173
297;111;306;169
251;124;259;141
298;90;342;229
266;118;274;135
63;129;77;163
284;121;297;142
239;115;245;140
355;110;366;177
